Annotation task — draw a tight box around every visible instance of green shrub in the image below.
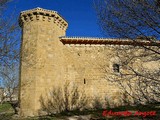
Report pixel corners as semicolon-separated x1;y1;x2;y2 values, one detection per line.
0;102;13;112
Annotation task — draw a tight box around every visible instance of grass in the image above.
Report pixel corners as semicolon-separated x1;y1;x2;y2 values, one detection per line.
0;102;15;120
0;102;159;120
0;102;14;113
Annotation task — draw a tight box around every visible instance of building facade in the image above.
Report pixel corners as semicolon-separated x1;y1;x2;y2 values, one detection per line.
19;8;160;116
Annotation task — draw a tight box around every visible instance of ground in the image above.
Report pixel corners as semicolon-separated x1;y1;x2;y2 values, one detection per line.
0;102;160;120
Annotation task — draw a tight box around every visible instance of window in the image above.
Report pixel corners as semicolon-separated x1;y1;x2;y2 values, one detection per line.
113;64;120;73
84;78;86;84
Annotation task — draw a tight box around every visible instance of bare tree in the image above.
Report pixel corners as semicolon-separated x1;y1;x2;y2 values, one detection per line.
0;62;19;102
0;0;20;103
0;0;20;64
103;46;160;105
95;0;160;40
0;87;5;104
94;0;160;105
39;81;88;115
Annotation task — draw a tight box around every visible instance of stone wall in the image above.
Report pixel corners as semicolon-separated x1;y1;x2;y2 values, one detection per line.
63;45;122;104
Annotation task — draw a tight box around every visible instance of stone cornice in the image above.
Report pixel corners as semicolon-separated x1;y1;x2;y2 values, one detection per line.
60;37;160;46
19;7;68;30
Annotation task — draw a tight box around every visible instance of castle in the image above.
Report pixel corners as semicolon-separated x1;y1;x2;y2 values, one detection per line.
19;8;160;116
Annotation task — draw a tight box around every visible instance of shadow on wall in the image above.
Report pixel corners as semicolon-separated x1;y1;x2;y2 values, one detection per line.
38;79;160;116
38;81;125;116
39;81;88;115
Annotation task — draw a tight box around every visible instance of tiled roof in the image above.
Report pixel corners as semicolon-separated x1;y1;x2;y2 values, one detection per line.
60;37;160;46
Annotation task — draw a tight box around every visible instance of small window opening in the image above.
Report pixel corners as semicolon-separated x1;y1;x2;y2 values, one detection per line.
113;64;120;73
84;78;86;84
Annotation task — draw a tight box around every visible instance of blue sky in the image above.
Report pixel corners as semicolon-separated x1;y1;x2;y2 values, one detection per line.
7;0;104;37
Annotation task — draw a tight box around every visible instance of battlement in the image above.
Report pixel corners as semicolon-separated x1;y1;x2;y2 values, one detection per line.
19;7;68;30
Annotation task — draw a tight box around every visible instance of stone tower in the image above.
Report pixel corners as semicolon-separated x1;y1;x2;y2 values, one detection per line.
19;8;68;116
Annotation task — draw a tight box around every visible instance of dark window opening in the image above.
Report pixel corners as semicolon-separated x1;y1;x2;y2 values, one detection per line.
113;64;120;73
84;78;86;84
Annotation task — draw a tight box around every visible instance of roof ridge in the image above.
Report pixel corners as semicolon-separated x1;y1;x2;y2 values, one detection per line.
60;36;160;46
60;36;129;41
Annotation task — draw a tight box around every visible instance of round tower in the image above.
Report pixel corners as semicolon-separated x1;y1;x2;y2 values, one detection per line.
19;7;68;116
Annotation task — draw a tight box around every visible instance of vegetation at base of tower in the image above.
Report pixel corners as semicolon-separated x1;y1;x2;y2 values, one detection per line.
0;0;20;103
95;0;160;105
0;102;160;119
39;81;113;116
39;81;89;115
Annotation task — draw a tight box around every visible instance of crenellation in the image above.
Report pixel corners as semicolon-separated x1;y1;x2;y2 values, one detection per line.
19;7;68;30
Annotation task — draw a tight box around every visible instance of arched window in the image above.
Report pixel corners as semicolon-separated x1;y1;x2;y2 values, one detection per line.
113;64;120;72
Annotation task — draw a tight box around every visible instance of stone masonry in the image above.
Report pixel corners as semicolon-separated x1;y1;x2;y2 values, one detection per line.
19;8;160;116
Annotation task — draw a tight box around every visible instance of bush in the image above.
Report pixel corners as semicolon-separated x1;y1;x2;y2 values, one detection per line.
40;81;88;115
